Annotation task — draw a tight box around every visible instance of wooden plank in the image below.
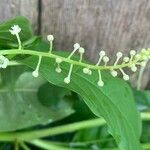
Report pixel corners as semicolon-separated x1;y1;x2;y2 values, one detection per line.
41;0;150;88
0;0;38;32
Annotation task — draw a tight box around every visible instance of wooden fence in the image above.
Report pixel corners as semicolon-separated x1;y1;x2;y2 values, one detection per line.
0;0;149;88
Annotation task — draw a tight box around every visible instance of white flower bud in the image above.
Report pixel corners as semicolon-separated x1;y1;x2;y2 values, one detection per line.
123;74;129;81
47;35;54;41
0;55;9;69
73;43;80;50
55;67;62;73
123;57;129;62
64;77;70;84
131;65;137;72
83;68;89;74
32;70;39;78
97;80;104;87
130;50;136;56
116;52;123;58
79;47;85;53
110;70;118;77
103;56;109;63
99;51;105;57
135;54;141;60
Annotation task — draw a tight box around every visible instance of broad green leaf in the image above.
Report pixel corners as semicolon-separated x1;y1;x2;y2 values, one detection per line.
0;67;74;131
0;16;33;48
22;53;142;150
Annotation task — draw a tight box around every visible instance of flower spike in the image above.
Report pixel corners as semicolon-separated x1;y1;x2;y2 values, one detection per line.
47;35;54;53
97;70;104;87
64;64;73;84
9;25;22;50
32;56;42;78
68;43;80;59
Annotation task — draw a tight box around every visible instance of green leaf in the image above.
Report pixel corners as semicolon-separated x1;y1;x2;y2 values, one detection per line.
22;52;142;150
0;16;33;48
133;89;150;111
0;67;74;132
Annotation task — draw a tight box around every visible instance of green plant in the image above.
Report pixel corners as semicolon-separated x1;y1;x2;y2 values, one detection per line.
0;16;149;150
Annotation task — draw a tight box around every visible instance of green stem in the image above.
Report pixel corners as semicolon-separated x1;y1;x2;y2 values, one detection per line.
14;139;19;150
20;142;31;150
0;49;148;71
0;112;149;142
137;60;148;90
29;139;88;150
0;118;106;142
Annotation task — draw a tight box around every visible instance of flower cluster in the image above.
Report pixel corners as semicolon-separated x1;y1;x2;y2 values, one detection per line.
8;25;150;87
32;34;149;87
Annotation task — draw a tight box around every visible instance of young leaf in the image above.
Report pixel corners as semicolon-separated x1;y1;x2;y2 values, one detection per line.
22;52;142;150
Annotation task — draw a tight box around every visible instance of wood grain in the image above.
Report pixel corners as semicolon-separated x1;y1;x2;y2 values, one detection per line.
41;0;150;88
0;0;38;32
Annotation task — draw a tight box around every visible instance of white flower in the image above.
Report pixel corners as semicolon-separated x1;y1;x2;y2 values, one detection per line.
110;70;118;77
9;25;21;35
123;74;129;81
97;80;104;87
64;77;70;84
32;70;39;78
79;47;85;54
73;43;80;50
0;55;9;69
47;35;54;41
